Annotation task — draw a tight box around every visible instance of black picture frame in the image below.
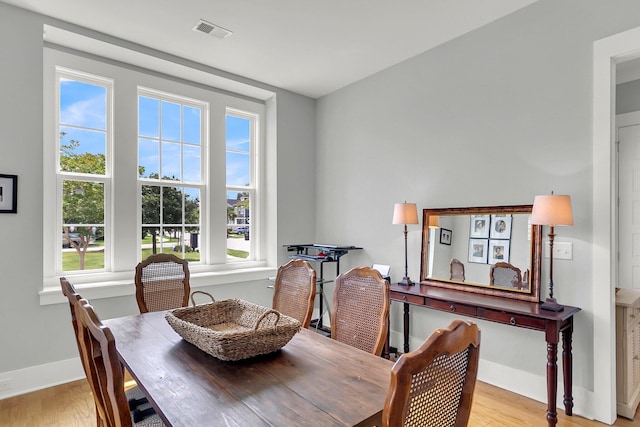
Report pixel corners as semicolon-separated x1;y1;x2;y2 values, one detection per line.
469;214;490;238
488;239;510;264
490;214;512;239
440;228;452;245
0;174;17;213
468;238;488;264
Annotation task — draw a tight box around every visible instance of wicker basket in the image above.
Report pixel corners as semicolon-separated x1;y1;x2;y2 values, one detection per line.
165;291;301;361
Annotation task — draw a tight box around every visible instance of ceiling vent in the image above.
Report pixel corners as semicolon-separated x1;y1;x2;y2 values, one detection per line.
193;19;233;40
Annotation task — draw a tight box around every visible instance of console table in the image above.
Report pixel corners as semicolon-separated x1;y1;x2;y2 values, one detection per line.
389;283;581;427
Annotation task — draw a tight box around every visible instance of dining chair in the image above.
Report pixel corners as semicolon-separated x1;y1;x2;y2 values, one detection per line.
134;253;190;313
73;297;165;427
272;259;317;328
489;262;522;289
381;319;481;427
61;278;162;426
61;277;106;427
331;266;390;356
450;258;465;282
522;269;530;286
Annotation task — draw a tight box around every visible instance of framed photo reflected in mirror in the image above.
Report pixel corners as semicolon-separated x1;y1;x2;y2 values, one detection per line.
469;215;490;238
468;238;488;264
440;228;452;245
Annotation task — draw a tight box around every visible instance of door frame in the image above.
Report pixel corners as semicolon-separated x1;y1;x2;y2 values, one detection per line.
593;27;640;424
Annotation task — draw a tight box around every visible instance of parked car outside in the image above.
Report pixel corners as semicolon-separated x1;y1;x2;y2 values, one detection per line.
62;232;94;248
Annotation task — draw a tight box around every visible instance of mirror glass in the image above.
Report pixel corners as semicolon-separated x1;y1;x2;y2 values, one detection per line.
420;205;541;302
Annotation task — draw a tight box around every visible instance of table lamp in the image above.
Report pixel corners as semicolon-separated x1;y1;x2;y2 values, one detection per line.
393;202;419;286
531;193;573;311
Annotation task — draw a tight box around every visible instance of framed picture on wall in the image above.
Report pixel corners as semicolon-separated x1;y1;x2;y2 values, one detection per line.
440;228;452;245
469;215;490;238
0;174;17;213
468;238;488;264
490;214;512;239
488;239;510;264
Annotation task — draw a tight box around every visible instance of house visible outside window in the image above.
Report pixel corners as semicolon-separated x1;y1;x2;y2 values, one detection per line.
226;111;255;260
138;90;205;262
57;69;111;272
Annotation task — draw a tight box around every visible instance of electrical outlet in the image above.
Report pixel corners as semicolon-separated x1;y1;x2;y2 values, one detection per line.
545;242;573;260
0;379;11;392
554;242;573;259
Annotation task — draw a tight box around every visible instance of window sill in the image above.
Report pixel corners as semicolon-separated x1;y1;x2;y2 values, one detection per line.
40;264;277;305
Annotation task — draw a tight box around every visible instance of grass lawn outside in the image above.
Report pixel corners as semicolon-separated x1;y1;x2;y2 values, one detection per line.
63;246;249;271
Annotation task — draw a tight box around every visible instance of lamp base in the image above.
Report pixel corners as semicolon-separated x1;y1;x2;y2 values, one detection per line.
540;297;564;312
398;277;415;286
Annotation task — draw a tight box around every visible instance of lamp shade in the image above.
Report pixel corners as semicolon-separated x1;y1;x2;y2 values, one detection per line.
531;194;574;226
428;215;440;228
392;203;419;225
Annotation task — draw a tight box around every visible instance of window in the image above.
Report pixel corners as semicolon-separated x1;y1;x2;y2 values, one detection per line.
44;47;269;292
138;90;205;262
57;69;111;272
226;111;256;260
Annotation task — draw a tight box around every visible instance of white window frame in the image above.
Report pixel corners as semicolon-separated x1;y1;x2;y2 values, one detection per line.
137;87;208;262
226;108;258;262
55;67;113;275
41;47;274;305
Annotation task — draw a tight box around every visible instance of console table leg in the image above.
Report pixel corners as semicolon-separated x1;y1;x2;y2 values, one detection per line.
403;302;410;354
383;314;390;359
562;325;574;416
546;341;558;426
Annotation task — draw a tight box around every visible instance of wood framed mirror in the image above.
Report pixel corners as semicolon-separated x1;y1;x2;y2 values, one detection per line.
420;205;541;302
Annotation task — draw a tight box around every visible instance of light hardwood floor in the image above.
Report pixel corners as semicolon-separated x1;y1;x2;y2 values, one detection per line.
0;379;637;426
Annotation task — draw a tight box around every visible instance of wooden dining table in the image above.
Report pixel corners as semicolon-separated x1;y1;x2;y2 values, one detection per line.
104;310;394;427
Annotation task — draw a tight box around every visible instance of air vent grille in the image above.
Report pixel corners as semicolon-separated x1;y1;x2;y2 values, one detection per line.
193;19;233;39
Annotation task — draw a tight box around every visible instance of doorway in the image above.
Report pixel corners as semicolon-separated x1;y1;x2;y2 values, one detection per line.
594;25;640;424
617;112;640;291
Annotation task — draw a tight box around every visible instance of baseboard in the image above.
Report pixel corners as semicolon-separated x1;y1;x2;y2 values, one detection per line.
388;330;595;421
617;384;640;419
0;357;84;400
479;359;594;420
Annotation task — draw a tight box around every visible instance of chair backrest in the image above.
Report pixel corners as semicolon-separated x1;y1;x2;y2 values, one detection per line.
74;298;134;427
60;277;82;349
331;266;390;356
135;253;190;313
272;259;316;328
61;278;112;426
382;319;481;427
489;262;522;289
450;259;465;282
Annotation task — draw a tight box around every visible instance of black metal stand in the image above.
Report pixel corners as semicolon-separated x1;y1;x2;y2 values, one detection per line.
284;244;362;331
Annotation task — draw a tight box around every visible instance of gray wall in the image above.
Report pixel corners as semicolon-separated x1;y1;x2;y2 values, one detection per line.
0;2;315;377
5;0;640;421
617;79;640;114
315;0;640;414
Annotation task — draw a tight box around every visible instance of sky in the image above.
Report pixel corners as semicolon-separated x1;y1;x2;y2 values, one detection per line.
59;78;251;196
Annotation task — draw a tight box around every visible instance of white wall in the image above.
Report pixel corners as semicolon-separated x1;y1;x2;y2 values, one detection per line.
0;2;316;397
315;0;640;422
